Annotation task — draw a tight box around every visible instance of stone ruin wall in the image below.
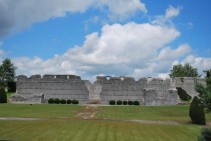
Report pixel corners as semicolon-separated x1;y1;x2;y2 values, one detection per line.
11;74;205;105
94;76;178;105
174;77;205;98
12;75;89;104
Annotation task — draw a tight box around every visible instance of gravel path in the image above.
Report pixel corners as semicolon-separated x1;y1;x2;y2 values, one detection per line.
127;119;181;125
76;105;99;119
0;117;43;121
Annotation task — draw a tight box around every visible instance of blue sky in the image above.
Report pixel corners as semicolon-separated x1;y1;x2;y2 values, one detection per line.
0;0;210;80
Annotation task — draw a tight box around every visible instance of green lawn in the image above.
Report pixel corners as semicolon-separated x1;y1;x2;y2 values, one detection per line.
0;104;210;141
0;119;200;141
97;106;211;123
0;104;83;118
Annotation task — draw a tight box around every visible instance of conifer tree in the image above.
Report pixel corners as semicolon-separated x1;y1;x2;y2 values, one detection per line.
0;88;7;103
189;96;206;125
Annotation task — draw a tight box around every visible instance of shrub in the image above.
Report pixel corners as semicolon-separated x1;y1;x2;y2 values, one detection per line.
134;101;140;105
128;100;133;105
116;100;122;105
176;87;192;101
67;99;72;104
189;96;206;125
198;128;211;141
54;98;60;104
123;101;128;105
0;88;7;103
109;100;115;105
72;99;79;104
7;82;16;92
60;99;66;104
48;98;54;104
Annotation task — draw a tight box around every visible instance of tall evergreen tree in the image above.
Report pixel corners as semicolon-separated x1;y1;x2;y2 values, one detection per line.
0;58;16;87
189;96;206;125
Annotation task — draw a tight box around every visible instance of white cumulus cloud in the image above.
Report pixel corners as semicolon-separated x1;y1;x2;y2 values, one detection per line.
157;44;191;61
99;0;147;20
4;5;210;80
0;0;147;39
152;5;182;26
183;55;211;75
13;21;183;79
0;42;4;56
165;5;181;19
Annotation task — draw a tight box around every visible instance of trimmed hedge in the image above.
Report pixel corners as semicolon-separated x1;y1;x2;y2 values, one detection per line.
48;98;54;104
47;98;141;106
67;99;72;104
48;98;79;104
109;100;115;105
116;100;122;105
134;101;140;105
189;96;206;125
60;99;66;104
72;99;79;104
0;88;7;103
109;100;140;106
128;100;133;105
54;98;60;104
123;101;128;105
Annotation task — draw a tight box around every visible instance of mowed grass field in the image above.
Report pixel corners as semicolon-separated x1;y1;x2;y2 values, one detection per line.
0;104;211;141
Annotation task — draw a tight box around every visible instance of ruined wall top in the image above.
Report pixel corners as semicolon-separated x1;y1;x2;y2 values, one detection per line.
174;77;205;83
17;74;81;81
17;75;205;83
96;76;135;83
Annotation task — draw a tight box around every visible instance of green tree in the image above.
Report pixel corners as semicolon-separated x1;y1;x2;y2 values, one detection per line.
0;88;7;103
0;58;16;87
198;128;211;141
169;63;198;78
189;96;206;125
195;69;211;111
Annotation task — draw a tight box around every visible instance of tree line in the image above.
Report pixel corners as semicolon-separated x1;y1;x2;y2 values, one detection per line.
0;58;16;103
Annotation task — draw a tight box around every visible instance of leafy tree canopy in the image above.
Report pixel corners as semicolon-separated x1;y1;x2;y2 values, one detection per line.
169;63;199;78
0;58;16;87
195;69;211;111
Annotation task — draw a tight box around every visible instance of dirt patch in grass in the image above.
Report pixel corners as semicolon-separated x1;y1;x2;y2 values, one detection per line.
75;105;182;125
76;105;99;119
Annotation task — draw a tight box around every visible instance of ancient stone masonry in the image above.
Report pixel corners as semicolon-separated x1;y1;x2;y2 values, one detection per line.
94;76;178;105
11;75;89;104
10;75;205;105
174;77;205;98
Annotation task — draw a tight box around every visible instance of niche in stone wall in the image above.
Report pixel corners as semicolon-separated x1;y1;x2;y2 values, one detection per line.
180;78;184;83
